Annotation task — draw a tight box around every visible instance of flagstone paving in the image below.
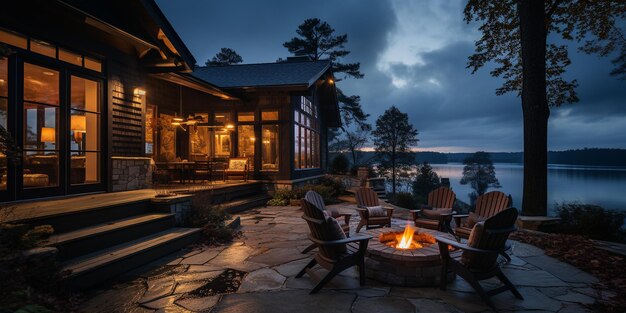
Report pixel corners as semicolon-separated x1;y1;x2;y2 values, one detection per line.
81;204;608;313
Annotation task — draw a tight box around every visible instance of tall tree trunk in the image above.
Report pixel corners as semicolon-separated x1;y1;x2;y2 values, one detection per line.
392;150;397;196
519;0;549;216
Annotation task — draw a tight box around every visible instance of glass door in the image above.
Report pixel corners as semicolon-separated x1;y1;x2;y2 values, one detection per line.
21;63;61;192
68;75;101;188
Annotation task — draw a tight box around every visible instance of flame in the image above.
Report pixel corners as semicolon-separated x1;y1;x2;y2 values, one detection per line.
396;224;415;249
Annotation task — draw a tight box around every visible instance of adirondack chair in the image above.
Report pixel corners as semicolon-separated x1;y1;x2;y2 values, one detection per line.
355;187;394;232
411;187;456;232
301;191;353;254
437;207;523;308
453;191;512;239
297;198;372;294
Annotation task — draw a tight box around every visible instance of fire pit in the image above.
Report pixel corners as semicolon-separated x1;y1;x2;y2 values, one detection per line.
364;224;457;286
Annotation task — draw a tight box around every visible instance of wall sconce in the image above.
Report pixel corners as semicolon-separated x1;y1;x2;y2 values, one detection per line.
40;127;56;143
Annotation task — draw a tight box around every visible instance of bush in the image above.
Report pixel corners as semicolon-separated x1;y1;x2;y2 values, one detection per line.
186;193;237;244
554;202;626;242
266;176;345;206
331;154;350;174
390;192;418;210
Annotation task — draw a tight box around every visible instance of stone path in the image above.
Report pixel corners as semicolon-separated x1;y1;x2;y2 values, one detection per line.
81;204;609;313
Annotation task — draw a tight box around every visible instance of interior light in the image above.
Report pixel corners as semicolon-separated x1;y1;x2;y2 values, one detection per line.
43;71;55;76
134;88;146;96
215;114;225;118
226;124;234;129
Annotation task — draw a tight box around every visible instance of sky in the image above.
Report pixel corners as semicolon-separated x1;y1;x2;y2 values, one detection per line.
156;0;626;153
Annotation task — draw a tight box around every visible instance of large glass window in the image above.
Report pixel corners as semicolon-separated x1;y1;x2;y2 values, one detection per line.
189;113;209;161
145;105;155;155
294;97;320;169
70;76;101;185
238;125;255;158
23;63;59;188
262;125;279;171
0;58;8;190
214;112;232;157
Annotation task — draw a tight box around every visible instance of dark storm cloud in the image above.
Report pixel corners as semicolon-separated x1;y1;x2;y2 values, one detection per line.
157;0;626;152
156;0;395;67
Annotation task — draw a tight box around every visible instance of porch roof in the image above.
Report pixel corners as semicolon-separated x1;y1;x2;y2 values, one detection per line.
191;60;332;89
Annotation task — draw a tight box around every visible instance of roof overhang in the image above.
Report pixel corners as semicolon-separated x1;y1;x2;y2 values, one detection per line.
150;72;238;100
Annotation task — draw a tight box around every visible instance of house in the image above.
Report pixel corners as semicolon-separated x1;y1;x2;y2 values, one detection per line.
0;0;340;202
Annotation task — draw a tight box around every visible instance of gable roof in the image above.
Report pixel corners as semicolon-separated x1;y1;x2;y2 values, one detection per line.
191;60;331;89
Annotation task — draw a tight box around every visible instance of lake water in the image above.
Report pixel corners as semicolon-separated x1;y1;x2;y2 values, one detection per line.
424;163;626;215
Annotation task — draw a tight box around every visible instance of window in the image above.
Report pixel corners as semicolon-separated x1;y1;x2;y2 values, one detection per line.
294;96;320;169
0;58;8;190
189;113;209;160
238;125;255;168
214;112;232;156
262;125;279;171
0;28;27;49
238;112;254;122
30;39;56;58
70;76;101;185
59;48;83;66
262;110;279;121
23;63;59;188
84;57;102;72
145;105;155;155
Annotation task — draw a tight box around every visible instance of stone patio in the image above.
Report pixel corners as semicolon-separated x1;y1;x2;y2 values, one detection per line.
81;204;609;313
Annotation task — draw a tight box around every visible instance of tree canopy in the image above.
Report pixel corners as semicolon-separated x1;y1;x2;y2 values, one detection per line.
206;48;243;66
372;106;419;195
412;162;441;198
464;0;626;106
464;0;625;216
460;151;501;203
284;18;370;132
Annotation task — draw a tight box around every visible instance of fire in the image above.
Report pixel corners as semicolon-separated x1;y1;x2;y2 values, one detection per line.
379;225;436;250
396;224;415;249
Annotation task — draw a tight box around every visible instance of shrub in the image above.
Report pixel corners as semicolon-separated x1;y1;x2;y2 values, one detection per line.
554;202;626;242
318;176;346;197
331;154;350;174
266;189;291;206
390;192;418;210
186;193;237;244
266;177;345;206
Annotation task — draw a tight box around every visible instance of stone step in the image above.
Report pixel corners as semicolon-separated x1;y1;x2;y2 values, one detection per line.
221;194;271;214
20;199;152;234
63;227;200;289
46;213;176;261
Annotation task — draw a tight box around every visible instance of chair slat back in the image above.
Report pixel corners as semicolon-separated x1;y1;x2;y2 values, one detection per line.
305;190;326;212
428;187;456;208
355;187;379;208
301;199;342;261
464;207;518;269
475;191;510;218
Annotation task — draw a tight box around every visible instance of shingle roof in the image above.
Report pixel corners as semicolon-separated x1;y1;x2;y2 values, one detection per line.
191;60;331;88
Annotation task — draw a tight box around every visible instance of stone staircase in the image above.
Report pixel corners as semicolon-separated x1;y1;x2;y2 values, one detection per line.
21;199;200;289
15;182;270;289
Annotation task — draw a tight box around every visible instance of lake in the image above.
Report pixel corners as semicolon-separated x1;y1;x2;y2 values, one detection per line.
422;163;626;215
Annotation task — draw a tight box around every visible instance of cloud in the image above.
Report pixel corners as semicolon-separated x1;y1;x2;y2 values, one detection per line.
157;0;626;152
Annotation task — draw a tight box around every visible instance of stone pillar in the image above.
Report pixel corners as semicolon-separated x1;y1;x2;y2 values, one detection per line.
111;157;153;192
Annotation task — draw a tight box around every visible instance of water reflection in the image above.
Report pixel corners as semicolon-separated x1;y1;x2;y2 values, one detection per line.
428;163;626;214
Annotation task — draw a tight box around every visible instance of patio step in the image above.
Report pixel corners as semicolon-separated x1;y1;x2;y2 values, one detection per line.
221;194;271;214
206;182;265;204
46;213;176;261
63;227;200;289
20;199;152;234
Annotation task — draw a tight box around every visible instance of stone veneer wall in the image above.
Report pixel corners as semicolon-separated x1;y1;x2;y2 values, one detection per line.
111;157;152;192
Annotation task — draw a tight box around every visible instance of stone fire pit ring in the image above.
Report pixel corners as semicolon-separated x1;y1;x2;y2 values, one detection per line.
363;226;458;287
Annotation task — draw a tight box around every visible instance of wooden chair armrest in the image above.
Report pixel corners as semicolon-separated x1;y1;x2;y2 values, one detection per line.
308;234;372;246
355;207;368;219
435;236;499;255
452;214;469;225
410;209;421;220
384;207;394;216
336;212;353;225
